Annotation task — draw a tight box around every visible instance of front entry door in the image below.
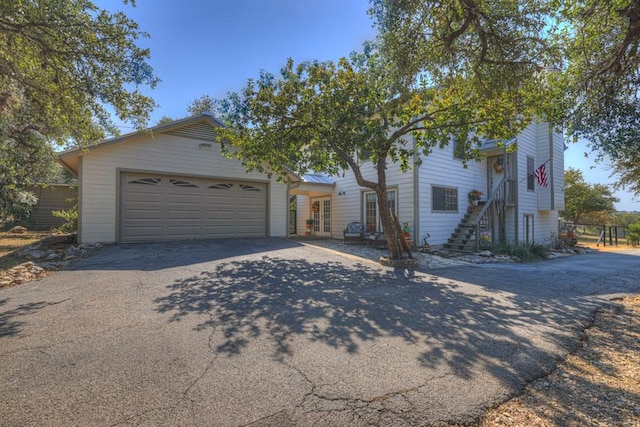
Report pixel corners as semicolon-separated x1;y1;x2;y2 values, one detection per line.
311;197;331;237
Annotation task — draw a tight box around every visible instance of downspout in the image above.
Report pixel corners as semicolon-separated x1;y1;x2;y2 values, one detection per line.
413;135;420;246
502;141;508;243
286;179;302;238
548;124;555;210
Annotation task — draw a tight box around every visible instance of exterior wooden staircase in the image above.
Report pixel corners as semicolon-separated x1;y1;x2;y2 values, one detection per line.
442;203;485;253
443;175;512;254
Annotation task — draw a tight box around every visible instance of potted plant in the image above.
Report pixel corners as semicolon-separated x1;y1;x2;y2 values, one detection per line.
467;189;483;205
402;221;413;247
305;218;313;236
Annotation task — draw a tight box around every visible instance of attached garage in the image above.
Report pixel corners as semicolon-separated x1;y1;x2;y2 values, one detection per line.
57;114;289;244
120;172;266;242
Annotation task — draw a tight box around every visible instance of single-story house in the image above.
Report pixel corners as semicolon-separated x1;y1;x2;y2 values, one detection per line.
58;114;288;244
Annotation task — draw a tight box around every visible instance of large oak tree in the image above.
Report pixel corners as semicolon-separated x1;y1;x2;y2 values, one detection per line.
0;0;158;224
372;0;640;194
214;46;541;259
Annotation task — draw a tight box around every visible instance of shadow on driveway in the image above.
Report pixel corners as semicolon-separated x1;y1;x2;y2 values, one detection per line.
71;237;303;271
0;297;69;338
155;254;602;386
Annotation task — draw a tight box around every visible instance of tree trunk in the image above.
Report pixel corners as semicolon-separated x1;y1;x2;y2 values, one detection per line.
376;188;403;259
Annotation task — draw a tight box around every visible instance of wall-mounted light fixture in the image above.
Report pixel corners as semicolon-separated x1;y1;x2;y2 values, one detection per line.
338;191;346;196
199;143;212;149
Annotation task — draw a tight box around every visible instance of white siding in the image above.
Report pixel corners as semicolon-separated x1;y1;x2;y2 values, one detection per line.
511;123;560;244
418;142;487;245
552;129;565;211
330;157;416;240
292;121;564;248
296;195;310;236
78;133;287;243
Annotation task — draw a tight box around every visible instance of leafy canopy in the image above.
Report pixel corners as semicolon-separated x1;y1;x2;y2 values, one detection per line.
214;44;538;259
0;0;158;222
0;0;159;146
371;0;640;192
215;47;527;185
563;168;619;224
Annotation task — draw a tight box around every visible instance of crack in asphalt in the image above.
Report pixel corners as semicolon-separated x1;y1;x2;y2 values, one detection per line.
109;300;220;427
277;357;457;426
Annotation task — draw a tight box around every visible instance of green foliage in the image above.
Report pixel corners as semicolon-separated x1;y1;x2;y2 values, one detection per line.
0;132;61;227
155;116;176;126
0;189;37;229
52;205;78;234
611;211;640;227
560;1;640;161
214;44;528;259
492;241;549;262
188;95;216;116
370;0;561;124
370;0;640;186
0;0;158;187
563;168;618;224
613;145;640;198
627;222;640;247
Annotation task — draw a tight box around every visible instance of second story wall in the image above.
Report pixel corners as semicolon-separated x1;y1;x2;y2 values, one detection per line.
418;139;487;245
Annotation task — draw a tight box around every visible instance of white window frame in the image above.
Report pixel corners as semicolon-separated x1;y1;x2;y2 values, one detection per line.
363;189;397;233
527;156;535;191
431;185;458;213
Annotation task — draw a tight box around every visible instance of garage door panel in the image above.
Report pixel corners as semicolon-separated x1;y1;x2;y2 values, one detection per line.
236;211;265;221
166;226;202;237
121;172;267;242
166;213;202;221
236;226;266;235
204;213;236;222
203;226;236;236
122;226;164;238
124;192;164;203
123;209;163;220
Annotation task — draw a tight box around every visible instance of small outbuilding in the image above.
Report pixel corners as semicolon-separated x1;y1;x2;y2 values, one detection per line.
58;114;288;244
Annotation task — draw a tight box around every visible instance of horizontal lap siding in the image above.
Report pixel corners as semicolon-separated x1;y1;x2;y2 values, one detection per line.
79;134;286;243
331;159;416;239
418;144;486;246
516;125;557;243
27;186;77;230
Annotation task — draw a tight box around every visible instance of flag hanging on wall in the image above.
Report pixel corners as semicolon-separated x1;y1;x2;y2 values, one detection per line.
533;164;548;187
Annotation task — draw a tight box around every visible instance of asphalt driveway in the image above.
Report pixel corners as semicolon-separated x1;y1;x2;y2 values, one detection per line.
1;238;639;426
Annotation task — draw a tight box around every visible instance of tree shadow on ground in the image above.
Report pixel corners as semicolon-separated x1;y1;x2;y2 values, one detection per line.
155;255;603;386
0;298;66;338
71;238;303;271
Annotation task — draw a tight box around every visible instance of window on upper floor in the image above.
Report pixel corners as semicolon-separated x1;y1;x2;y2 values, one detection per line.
452;138;465;160
432;186;458;212
527;156;535;191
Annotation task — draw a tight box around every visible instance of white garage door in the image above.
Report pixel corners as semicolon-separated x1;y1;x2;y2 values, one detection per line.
120;172;266;242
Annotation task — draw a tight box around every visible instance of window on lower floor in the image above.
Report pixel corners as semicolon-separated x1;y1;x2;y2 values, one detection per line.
363;189;396;233
432;186;458;212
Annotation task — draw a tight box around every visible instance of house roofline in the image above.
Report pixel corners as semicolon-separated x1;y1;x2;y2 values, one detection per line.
58;113;224;160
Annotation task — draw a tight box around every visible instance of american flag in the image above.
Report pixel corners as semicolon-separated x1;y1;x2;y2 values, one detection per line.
534;164;548;187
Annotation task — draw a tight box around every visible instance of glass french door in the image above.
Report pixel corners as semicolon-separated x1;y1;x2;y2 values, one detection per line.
311;197;331;236
364;190;396;233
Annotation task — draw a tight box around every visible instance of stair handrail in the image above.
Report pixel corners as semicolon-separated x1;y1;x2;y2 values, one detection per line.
473;175;508;251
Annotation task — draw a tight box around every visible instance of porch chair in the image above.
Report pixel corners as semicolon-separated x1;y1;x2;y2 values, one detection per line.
343;222;365;244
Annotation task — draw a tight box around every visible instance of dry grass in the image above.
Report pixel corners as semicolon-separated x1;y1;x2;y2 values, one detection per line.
576;231;633;251
477;295;640;426
0;232;50;272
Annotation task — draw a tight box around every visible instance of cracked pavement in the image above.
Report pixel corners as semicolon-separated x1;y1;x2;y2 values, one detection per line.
1;238;639;426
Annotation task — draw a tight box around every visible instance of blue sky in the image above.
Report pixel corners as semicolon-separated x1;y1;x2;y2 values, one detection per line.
99;0;637;211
